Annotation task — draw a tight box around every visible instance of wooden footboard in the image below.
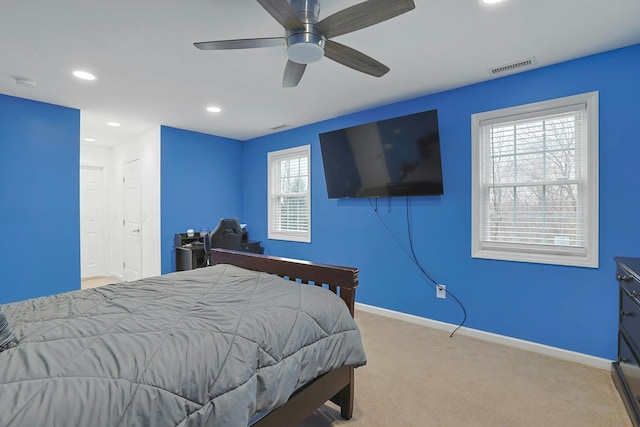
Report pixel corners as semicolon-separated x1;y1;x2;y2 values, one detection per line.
209;249;360;426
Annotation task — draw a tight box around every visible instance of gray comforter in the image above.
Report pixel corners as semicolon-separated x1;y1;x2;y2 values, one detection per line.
0;264;367;426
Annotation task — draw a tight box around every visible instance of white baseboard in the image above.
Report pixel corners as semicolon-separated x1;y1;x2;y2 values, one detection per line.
355;302;613;370
110;272;124;281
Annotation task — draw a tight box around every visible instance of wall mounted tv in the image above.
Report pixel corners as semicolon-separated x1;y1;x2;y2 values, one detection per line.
319;109;444;199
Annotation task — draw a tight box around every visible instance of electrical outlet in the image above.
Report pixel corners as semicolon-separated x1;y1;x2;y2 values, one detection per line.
436;284;446;299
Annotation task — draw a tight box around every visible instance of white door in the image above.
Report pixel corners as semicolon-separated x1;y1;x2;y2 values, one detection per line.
80;166;106;278
123;159;142;281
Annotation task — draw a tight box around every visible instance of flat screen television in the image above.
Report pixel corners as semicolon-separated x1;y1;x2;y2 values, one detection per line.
319;109;444;199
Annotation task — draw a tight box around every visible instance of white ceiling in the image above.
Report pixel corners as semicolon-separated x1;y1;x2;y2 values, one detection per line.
1;0;639;146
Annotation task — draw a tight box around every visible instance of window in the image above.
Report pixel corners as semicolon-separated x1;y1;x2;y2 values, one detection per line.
471;92;598;267
268;145;311;242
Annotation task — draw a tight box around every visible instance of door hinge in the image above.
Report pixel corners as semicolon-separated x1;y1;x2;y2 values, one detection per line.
123;219;125;226
123;262;125;268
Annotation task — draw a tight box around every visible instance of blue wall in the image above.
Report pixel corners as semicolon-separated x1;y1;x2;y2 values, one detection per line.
240;44;640;359
0;94;80;304
160;126;243;273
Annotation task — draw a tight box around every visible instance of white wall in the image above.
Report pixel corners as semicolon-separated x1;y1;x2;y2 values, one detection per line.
110;126;162;279
80;145;113;168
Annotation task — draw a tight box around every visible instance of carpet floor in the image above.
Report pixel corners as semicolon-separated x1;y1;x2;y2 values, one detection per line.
301;310;631;427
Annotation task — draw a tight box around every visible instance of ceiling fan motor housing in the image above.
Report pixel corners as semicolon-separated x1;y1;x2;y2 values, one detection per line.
286;0;325;64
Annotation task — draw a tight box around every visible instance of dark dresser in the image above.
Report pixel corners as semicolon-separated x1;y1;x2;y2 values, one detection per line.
613;256;640;427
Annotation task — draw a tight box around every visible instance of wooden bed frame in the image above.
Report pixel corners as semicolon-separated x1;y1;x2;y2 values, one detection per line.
209;248;360;427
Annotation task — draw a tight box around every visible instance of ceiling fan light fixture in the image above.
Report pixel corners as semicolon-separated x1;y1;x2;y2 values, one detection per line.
286;32;325;64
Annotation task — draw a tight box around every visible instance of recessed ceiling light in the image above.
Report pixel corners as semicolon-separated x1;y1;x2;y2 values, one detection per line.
481;0;506;4
106;122;121;127
83;137;96;142
206;106;222;113
72;70;96;81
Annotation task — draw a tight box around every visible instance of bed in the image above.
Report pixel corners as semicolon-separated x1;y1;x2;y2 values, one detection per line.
0;249;366;426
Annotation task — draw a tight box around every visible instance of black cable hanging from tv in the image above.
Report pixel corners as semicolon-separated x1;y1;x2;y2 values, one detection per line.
368;197;466;337
404;197;466;337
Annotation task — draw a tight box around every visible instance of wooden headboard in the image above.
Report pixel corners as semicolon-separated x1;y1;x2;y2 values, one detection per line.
209;249;359;316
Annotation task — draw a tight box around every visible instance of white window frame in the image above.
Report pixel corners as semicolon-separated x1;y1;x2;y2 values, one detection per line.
471;92;599;268
268;145;311;243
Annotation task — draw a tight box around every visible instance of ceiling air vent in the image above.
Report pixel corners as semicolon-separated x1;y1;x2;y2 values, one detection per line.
14;76;36;88
270;124;289;131
489;57;537;75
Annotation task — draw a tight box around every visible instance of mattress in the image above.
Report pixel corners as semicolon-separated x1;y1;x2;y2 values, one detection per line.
0;264;367;426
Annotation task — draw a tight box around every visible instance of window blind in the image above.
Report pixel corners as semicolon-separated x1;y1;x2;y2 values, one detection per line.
272;155;309;233
478;104;588;249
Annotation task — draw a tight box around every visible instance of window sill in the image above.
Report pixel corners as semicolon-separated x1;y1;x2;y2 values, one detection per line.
472;244;598;268
268;233;311;243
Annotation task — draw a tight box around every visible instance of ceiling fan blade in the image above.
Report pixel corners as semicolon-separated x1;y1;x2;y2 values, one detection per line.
194;37;284;50
324;40;390;78
257;0;305;30
282;60;307;87
316;0;415;39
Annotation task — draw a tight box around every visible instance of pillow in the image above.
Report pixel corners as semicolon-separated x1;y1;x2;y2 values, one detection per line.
0;309;17;352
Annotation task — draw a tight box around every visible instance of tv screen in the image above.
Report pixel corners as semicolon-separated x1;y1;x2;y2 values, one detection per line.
319;109;444;199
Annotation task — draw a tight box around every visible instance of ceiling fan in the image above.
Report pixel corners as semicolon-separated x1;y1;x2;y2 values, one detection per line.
194;0;416;87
